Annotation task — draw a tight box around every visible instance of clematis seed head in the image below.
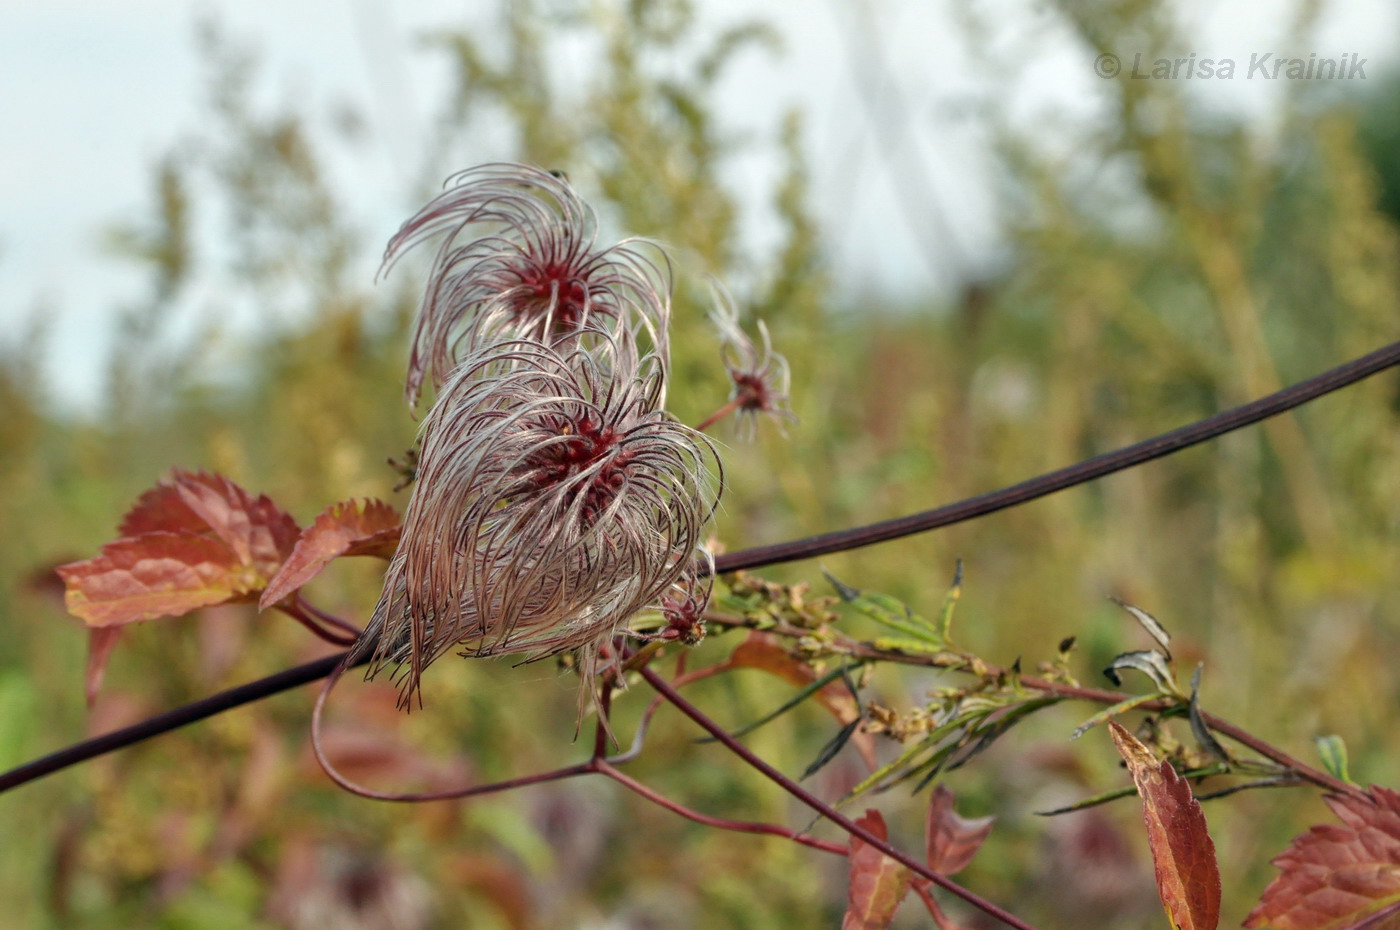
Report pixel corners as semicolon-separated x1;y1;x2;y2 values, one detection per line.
357;334;720;707
708;284;796;438
383;163;673;408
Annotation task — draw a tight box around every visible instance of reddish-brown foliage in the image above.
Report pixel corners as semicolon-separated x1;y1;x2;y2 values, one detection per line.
844;809;912;930
1109;721;1221;930
924;784;995;877
57;470;301;700
259;498;401;608
1244;786;1400;930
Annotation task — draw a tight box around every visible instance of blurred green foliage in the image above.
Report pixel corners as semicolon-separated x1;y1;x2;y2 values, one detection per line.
2;1;1399;927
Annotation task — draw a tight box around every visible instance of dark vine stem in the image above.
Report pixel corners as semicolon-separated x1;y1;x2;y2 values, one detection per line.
1;338;1397;795
637;664;1040;930
711;338;1400;573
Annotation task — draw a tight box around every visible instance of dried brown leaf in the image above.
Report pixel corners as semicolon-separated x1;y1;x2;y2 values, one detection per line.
1244;786;1400;930
726;632;876;769
1109;721;1221;930
259;498;400;608
924;784;995;876
844;809;912;930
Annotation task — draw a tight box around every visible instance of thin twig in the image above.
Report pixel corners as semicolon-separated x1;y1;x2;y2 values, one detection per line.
702;611;1360;796
274;601;359;647
638;665;1040;930
695;395;745;432
308;656;593;803
593;759;847;855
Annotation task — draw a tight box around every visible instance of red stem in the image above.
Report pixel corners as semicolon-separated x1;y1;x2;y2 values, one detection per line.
913;882;962;929
293;595;363;638
309;657;592;802
592;759;847;855
274;601;359;647
695;395;745;432
638;664;1041;930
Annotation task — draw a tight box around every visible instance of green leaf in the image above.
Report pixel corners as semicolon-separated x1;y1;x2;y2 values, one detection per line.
700;662;859;743
825;571;942;645
870;637;955;657
1314;734;1353;785
801;718;863;780
1072;692;1165;740
843;739;936;803
1036;784;1143;816
1036;765;1228;816
935;560;963;641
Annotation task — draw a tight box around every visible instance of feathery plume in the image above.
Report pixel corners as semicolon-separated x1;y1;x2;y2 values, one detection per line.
359;335;720;706
383;164;672;407
708;285;796;437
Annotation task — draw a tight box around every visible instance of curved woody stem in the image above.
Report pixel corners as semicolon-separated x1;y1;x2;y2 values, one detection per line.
1;339;1397;796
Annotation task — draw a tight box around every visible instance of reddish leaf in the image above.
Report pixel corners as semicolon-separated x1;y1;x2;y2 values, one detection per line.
1244;786;1400;930
925;784;996;876
169;470;299;578
120;470;297;579
725;632;877;769
58;532;245;627
259;499;401;608
1109;722;1221;930
84;627;124;708
844;810;912;930
117;480;210;538
59;471;301;630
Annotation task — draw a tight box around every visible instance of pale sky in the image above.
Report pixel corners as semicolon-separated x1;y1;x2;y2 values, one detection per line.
2;0;1395;411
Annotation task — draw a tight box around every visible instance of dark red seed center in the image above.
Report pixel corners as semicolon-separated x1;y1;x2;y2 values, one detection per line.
523;416;632;524
513;263;589;331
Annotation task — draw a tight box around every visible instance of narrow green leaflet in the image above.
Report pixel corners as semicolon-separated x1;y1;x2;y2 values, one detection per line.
824;571;943;645
1036;784;1143;816
801;718;864;780
1314;734;1353;784
934;698;1061;780
871;637;956;657
700;662;860;743
1072;693;1165;740
843;739;938;803
936;560;963;642
714;592;777;627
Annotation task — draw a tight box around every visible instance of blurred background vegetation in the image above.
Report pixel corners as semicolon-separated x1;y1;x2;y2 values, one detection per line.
2;1;1399;927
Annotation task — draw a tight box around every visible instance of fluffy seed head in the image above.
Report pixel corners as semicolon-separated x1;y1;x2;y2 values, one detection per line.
383;164;673;408
708;286;796;438
650;548;715;646
359;335;720;706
